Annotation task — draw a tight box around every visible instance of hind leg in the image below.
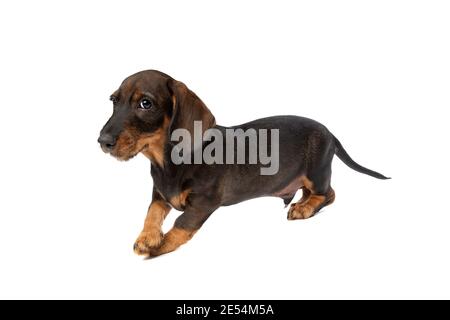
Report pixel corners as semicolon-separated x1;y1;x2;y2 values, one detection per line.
298;187;311;205
287;188;335;220
287;166;335;220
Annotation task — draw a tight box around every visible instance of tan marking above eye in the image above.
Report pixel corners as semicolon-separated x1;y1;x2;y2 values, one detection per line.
131;90;143;103
131;90;156;105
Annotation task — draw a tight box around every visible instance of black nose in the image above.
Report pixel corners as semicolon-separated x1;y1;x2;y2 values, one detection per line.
98;134;117;150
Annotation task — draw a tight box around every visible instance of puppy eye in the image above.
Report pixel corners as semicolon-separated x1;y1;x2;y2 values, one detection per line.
139;99;152;109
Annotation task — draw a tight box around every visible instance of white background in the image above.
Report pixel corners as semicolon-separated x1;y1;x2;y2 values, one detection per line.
0;0;449;299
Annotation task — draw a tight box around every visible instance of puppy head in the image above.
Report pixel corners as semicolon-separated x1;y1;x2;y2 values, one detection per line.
98;70;215;164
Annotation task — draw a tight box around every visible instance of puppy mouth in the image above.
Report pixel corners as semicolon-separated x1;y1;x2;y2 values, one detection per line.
100;145;114;156
109;143;149;161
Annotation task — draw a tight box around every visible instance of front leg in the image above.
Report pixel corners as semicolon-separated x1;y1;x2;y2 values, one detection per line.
149;205;216;257
134;189;171;255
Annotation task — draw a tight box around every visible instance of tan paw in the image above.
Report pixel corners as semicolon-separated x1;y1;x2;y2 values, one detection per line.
287;203;315;220
133;230;163;255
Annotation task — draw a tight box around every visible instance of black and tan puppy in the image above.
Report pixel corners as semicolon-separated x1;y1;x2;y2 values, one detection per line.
98;70;389;257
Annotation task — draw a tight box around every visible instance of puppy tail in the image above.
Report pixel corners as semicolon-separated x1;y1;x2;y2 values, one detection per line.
333;136;391;180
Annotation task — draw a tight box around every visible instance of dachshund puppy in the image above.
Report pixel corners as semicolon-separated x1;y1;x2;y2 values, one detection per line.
98;70;389;257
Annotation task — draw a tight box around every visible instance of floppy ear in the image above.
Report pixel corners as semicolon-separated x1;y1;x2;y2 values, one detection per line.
167;80;216;136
